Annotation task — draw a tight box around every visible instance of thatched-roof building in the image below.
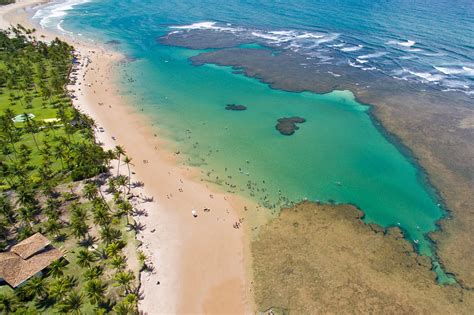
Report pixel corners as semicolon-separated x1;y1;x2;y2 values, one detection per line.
0;233;63;288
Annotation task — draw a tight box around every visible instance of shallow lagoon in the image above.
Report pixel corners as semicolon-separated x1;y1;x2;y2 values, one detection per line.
124;45;444;258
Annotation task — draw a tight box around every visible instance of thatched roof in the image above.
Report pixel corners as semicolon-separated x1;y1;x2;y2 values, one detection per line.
0;233;63;288
11;233;51;259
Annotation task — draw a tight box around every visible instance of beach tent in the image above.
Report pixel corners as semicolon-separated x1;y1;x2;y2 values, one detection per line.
12;113;35;123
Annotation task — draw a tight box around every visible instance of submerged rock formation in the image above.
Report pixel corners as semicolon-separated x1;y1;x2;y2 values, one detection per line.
225;104;247;111
105;39;121;45
252;201;474;314
275;117;306;135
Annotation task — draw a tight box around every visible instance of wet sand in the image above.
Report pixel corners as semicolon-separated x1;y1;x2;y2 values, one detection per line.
1;1;255;313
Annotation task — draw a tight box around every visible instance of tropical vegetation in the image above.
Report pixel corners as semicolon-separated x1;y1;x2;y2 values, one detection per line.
0;26;143;314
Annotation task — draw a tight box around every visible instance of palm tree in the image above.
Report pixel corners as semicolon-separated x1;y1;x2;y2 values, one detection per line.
82;182;98;201
76;249;95;268
83;265;103;281
15;186;37;208
22;113;40;151
63;275;79;289
105;241;122;257
100;225;121;245
84;279;106;305
58;291;83;315
104;149;115;169
46;216;62;232
49;278;69;302
114;145;125;177
123;293;138;310
0;194;15;225
123;155;133;192
70;220;89;241
70;202;88;221
48;259;67;278
115;175;128;199
18;205;35;227
0;294;17;313
53;143;66;170
45;197;61;218
24;276;48;301
114;270;135;294
0;108;21;156
110;254;126;271
113;301;135;315
92;205;111;227
119;200;133;224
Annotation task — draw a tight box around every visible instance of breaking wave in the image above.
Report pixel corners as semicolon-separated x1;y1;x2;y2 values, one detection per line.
32;0;91;34
167;21;474;96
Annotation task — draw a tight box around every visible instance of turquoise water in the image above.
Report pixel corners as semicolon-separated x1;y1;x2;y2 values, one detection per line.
33;0;474;282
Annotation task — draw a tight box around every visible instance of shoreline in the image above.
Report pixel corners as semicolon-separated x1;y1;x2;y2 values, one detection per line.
1;1;256;313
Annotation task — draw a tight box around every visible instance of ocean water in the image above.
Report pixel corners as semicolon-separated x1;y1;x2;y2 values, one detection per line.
33;0;474;282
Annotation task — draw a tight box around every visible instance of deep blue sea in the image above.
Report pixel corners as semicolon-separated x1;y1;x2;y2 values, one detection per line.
35;0;474;95
32;0;473;283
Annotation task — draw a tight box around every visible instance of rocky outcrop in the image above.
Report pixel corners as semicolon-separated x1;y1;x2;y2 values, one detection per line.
275;117;306;135
225;104;247;111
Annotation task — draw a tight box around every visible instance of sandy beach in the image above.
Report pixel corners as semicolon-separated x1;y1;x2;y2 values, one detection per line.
1;1;255;313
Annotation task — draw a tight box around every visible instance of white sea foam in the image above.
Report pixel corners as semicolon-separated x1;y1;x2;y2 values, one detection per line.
171;21;241;32
407;70;445;82
251;30;339;48
171;22;339;53
168;22;474;95
357;51;388;59
355;58;368;64
33;0;91;33
434;66;474;76
56;20;72;35
441;79;470;89
387;39;416;47
348;59;363;68
340;45;363;52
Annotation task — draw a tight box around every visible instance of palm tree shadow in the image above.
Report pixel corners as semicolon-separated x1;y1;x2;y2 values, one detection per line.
98;298;114;312
127;221;145;232
54;232;68;242
78;234;98;247
35;296;55;310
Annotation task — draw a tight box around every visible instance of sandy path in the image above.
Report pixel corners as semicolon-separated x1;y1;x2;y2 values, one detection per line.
1;1;255;313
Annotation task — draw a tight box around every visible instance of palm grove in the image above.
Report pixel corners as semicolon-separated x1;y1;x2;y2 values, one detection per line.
0;26;147;314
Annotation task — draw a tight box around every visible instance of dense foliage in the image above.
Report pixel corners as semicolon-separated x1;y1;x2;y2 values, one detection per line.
0;0;15;6
0;27;142;314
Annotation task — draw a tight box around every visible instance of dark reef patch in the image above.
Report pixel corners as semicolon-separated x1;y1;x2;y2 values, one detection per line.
275;117;306;135
225;104;247;111
252;201;474;313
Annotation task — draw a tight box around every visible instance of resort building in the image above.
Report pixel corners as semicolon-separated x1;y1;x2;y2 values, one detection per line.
0;233;64;288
